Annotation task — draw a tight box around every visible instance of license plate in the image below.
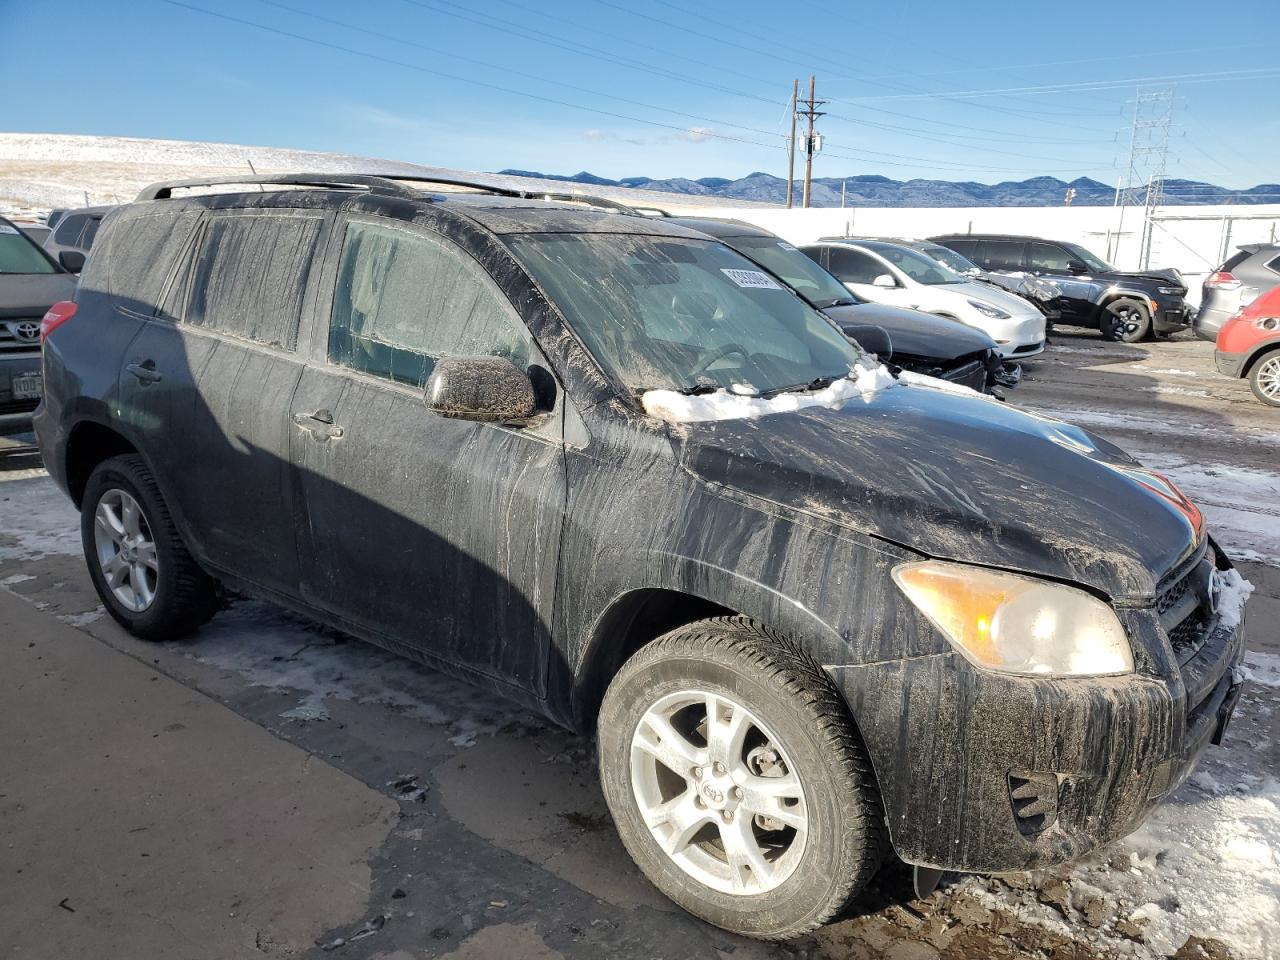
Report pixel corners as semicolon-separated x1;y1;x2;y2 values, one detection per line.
11;372;41;400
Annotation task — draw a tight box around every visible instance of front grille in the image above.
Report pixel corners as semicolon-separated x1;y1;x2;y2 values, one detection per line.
0;319;43;353
1157;554;1214;668
0;398;39;416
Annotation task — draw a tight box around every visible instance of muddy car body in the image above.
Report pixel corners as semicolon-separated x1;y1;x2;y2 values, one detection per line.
35;175;1248;940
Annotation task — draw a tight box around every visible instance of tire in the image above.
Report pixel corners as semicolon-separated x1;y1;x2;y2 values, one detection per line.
81;454;219;641
1248;348;1280;407
1100;298;1152;342
597;616;886;940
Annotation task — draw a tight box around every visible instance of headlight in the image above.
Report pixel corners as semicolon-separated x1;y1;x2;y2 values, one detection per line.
1156;286;1182;296
893;561;1134;676
967;299;1010;319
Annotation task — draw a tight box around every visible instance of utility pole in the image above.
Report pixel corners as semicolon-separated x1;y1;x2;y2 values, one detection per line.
786;79;798;209
798;76;826;209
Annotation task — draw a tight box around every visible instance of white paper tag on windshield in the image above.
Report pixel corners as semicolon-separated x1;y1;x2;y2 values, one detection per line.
0;224;18;235
721;268;782;290
777;241;798;251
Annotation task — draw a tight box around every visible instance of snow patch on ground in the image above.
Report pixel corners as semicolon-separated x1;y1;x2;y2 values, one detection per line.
1244;651;1280;689
173;600;536;737
0;475;82;561
57;608;104;628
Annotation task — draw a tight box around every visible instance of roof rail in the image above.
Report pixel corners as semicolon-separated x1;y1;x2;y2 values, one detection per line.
137;171;641;216
136;173;424;202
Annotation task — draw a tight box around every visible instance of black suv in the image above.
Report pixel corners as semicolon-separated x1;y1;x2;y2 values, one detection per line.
932;233;1191;342
36;175;1248;940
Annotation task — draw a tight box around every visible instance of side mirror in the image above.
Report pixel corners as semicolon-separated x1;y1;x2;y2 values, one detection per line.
425;355;538;424
872;273;897;288
840;323;893;360
1067;260;1088;275
59;250;86;273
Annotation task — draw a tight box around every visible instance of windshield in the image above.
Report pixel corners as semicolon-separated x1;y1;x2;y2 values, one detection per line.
862;242;963;285
1063;242;1115;273
0;221;57;275
920;243;980;275
509;234;862;394
720;235;860;309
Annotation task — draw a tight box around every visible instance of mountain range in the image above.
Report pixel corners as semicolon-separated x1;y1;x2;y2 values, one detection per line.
498;170;1280;208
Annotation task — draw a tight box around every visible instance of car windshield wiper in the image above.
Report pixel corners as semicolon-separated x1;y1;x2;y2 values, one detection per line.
759;374;842;398
817;297;857;308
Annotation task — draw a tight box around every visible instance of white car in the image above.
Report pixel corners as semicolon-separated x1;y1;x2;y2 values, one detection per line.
801;239;1046;359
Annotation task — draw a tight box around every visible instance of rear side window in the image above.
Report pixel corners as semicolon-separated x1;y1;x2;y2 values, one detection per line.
185;214;324;351
100;208;202;316
1265;255;1280;276
53;214;87;247
80;216;102;251
1219;250;1251;272
328;221;529;388
976;240;1026;271
1028;242;1075;272
826;246;885;284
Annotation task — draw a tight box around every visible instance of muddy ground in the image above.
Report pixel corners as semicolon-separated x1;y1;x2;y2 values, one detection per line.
1;327;1276;960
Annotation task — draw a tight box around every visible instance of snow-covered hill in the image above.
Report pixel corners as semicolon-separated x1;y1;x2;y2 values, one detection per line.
0;132;762;216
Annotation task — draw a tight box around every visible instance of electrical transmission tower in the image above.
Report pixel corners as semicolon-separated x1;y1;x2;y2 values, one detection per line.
1111;89;1175;267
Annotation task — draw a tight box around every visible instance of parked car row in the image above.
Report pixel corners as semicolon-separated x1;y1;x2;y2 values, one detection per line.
32;172;1248;940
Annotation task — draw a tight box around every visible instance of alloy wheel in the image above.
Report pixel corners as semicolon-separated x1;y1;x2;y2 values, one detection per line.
93;488;159;612
630;689;808;895
1256;355;1280;401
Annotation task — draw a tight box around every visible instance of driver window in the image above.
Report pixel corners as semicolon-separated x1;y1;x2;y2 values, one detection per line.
329;221;530;388
1028;242;1074;273
826;247;884;284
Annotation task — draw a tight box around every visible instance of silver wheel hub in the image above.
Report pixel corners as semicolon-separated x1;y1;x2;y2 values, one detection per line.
630;689;808;896
93;489;159;613
1258;356;1280;398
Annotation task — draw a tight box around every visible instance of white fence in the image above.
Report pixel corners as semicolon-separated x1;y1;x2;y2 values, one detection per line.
680;203;1280;307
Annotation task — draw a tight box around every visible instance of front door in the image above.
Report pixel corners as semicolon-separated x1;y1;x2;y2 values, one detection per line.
824;246;918;309
1026;241;1102;323
289;217;566;695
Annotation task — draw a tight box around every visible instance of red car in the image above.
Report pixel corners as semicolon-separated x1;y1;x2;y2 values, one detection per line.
1215;284;1280;406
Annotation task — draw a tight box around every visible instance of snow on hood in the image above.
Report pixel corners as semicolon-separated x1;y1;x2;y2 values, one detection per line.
640;361;989;424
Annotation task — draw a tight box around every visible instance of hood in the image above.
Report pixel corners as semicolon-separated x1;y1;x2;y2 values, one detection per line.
1095;267;1184;291
0;273;77;318
824;302;995;360
674;385;1200;599
953;279;1043;317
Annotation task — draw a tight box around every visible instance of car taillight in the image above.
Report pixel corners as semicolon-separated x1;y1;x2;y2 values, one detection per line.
1205;271;1241;289
40;300;77;342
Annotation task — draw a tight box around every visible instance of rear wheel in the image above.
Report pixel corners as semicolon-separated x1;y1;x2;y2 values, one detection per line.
597;617;885;940
1249;348;1280;407
81;455;219;640
1100;298;1152;342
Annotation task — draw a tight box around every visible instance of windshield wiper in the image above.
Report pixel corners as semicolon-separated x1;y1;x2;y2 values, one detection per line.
759;374;842;398
817;297;857;308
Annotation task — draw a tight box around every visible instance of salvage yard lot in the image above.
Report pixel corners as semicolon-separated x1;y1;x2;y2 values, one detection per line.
2;329;1277;960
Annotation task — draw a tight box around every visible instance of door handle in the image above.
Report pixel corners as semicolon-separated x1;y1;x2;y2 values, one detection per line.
292;409;344;441
125;360;162;384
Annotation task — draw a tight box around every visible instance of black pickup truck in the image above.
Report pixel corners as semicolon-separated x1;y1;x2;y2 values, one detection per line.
932;233;1191;343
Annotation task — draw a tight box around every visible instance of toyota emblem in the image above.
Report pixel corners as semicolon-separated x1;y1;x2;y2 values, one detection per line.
1207;568;1222;616
14;321;40;341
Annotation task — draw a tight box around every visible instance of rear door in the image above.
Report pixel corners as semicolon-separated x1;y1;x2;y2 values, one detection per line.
118;207;328;596
288;215;566;694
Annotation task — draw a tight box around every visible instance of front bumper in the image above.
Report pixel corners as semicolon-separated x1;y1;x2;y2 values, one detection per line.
0;351;42;437
1215;349;1246;379
1153;302;1192;334
829;583;1245;874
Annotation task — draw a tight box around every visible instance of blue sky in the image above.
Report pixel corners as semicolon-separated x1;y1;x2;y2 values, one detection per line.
4;0;1277;189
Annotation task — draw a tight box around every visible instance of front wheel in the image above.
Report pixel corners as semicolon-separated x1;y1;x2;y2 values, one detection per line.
81;454;219;640
1249;348;1280;407
1100;297;1152;342
597;617;886;940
